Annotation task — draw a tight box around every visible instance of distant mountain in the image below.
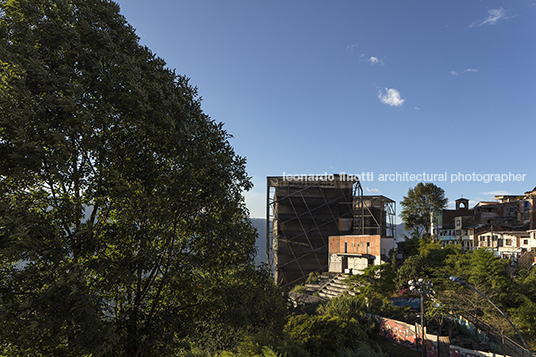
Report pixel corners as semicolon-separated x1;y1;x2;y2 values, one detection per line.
395;223;409;242
251;218;267;265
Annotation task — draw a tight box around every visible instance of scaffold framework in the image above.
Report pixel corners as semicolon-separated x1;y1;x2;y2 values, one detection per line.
266;175;395;288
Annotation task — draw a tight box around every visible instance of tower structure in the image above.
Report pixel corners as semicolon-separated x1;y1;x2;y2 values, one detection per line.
266;174;361;288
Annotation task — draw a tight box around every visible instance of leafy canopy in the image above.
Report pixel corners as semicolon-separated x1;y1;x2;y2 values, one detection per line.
0;0;261;355
400;182;448;237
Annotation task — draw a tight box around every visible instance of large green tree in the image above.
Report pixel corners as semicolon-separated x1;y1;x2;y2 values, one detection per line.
0;0;261;355
400;182;448;238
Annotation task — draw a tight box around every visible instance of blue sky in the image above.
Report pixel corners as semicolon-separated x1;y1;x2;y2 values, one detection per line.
115;1;536;220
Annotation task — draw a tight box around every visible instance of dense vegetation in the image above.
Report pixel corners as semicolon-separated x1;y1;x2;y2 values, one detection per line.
1;0;534;356
345;238;536;351
177;239;536;356
0;0;279;355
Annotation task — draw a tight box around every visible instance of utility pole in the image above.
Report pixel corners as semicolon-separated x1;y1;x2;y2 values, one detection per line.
409;278;434;357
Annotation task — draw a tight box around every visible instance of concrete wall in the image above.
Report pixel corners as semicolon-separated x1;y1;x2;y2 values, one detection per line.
328;254;369;273
328;254;343;273
376;316;513;357
348;256;369;271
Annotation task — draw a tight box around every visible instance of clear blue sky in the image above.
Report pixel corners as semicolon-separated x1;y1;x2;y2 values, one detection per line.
115;0;536;220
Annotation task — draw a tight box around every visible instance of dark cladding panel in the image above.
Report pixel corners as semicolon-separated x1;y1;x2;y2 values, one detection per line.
267;175;358;288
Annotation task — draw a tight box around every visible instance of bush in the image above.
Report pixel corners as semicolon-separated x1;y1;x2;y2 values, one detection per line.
237;330;309;357
306;272;320;284
316;294;367;321
284;314;367;357
290;285;308;294
336;344;387;357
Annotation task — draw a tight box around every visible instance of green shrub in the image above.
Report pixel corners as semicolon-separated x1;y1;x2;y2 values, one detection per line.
306;272;320;284
290;285;307;294
336;343;387;357
237;330;309;357
284;314;367;357
316;294;367;321
176;347;213;357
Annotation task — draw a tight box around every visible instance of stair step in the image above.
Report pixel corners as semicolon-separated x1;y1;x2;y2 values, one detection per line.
318;291;338;298
325;284;347;292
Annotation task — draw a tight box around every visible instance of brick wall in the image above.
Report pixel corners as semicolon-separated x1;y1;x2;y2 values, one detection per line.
328;235;381;255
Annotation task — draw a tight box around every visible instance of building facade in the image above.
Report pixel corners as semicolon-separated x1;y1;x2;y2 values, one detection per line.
267;174;396;287
266;175;357;287
327;235;395;274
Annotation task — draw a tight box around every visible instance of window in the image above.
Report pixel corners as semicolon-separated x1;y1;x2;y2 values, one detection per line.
524;239;529;245
506;239;512;246
524;201;530;211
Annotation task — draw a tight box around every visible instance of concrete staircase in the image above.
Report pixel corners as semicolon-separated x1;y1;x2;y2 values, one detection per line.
304;273;353;299
519;249;536;270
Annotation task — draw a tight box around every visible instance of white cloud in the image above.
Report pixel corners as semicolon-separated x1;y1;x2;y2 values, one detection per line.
451;69;478;76
347;44;358;51
378;88;405;107
368;56;384;65
414;107;421;111
480;190;513;197
470;8;510;28
365;187;382;194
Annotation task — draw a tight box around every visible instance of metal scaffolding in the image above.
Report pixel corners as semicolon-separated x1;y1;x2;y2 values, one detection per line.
266;175;396;288
353;195;396;238
266;175;361;288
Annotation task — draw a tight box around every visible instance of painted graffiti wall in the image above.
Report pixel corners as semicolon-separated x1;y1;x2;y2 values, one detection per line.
375;316;511;357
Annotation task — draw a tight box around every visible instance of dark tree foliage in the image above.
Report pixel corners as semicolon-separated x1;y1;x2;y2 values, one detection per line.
190;266;289;353
284;314;367;357
400;183;448;237
346;263;397;302
0;0;261;355
508;269;536;349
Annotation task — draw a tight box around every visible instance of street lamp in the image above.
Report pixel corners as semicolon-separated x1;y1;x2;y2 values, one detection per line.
409;278;434;357
449;276;532;356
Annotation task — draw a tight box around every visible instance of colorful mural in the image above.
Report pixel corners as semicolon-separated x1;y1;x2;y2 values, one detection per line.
377;317;417;349
375;316;511;357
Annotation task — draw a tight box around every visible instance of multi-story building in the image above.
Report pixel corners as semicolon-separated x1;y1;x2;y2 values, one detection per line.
266;175;356;288
518;187;536;230
432;187;536;258
474;230;530;259
266;174;396;288
327;234;395;273
432;198;476;250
